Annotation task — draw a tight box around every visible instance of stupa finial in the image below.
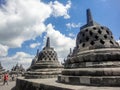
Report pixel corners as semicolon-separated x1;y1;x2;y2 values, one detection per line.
87;9;93;25
70;48;72;54
36;49;39;56
80;9;99;29
46;37;50;48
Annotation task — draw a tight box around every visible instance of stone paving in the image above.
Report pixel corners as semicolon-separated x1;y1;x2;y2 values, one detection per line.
0;81;15;90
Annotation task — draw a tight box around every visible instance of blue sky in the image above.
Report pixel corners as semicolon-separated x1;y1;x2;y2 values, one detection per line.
0;0;120;70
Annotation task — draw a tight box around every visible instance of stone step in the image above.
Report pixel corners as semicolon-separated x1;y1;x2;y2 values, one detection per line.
58;75;120;86
62;67;120;76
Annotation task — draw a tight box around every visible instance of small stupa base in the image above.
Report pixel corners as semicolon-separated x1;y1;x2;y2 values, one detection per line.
25;71;61;79
25;74;58;79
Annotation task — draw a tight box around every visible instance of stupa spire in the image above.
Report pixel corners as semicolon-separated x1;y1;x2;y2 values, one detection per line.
70;48;72;54
36;49;39;56
46;37;50;48
87;9;94;25
80;9;98;29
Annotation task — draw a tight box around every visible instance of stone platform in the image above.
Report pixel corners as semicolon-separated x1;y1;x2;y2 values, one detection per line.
15;77;120;90
0;81;16;90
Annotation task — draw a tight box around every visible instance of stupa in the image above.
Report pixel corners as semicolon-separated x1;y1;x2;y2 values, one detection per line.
58;9;120;86
11;63;25;76
0;62;5;79
25;37;62;79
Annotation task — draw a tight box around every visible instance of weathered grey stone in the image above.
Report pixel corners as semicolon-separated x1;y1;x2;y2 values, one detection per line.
58;9;120;86
14;77;120;90
10;63;25;76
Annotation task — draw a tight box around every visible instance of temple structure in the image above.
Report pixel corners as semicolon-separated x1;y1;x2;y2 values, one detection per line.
58;9;120;86
25;37;62;79
10;63;25;76
0;62;5;79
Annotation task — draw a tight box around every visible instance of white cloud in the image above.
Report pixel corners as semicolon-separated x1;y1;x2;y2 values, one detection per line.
50;0;71;19
45;24;75;62
0;0;50;48
0;0;71;48
66;22;81;29
0;44;8;56
0;0;72;70
68;33;75;38
117;40;120;45
30;42;41;48
1;52;33;70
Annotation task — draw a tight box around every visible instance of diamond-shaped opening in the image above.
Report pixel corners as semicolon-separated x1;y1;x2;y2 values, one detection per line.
104;35;107;39
93;27;97;30
100;39;105;44
106;30;110;35
90;41;95;45
101;26;104;29
110;40;114;45
86;37;89;41
82;33;85;37
111;36;113;39
95;35;99;40
85;29;88;32
89;31;93;36
98;29;102;34
49;53;51;55
82;43;85;47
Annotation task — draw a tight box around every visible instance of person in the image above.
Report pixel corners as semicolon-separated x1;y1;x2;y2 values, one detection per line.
3;72;9;85
11;74;15;81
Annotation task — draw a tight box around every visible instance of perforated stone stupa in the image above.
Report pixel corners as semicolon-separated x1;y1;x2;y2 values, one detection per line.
25;37;62;79
0;62;5;79
11;63;25;76
58;9;120;86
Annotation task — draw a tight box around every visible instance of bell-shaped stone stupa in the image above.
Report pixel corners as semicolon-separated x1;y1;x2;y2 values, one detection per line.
26;37;62;79
58;9;120;86
11;63;25;76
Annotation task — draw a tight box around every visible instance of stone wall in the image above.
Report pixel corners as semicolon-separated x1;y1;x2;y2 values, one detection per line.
14;78;71;90
14;77;120;90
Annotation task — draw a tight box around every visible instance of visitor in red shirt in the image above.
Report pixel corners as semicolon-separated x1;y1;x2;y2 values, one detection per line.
3;72;9;85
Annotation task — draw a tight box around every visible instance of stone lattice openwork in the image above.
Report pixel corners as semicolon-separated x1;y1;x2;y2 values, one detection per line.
25;37;62;79
58;9;120;86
